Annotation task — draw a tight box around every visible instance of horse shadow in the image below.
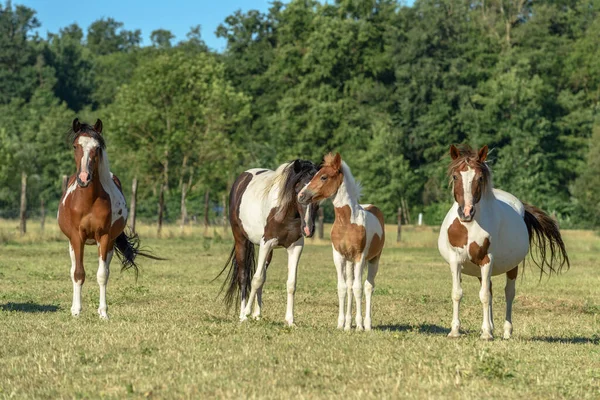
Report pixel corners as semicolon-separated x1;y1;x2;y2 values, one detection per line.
1;302;60;313
529;336;600;345
377;323;451;335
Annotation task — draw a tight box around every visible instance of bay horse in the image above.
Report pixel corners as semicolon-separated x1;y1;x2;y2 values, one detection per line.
58;118;155;319
298;153;385;331
438;144;569;340
217;159;319;326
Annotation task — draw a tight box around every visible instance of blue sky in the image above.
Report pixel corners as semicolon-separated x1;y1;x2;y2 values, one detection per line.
17;1;414;51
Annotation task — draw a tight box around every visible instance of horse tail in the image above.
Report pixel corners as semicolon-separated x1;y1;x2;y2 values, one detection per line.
523;203;570;277
114;230;164;280
214;239;255;310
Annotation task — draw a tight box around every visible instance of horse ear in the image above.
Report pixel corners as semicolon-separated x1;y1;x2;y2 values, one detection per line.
450;145;460;160
478;145;488;162
94;119;103;134
293;159;302;173
72;118;81;132
332;153;342;171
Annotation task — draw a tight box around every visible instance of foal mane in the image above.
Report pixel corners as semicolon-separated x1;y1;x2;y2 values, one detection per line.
67;123;106;149
322;153;362;200
447;145;491;192
273;159;318;220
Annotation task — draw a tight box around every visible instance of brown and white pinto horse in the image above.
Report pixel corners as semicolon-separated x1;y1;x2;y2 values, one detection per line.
218;160;319;326
58;118;154;319
438;145;569;340
298;153;385;331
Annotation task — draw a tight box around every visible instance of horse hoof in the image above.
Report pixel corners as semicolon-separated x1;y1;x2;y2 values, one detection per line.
71;309;81;317
337;323;344;330
239;316;248;323
480;333;494;341
503;331;512;340
447;331;461;338
356;325;364;332
99;314;109;320
344;325;351;331
252;315;261;321
286;322;297;328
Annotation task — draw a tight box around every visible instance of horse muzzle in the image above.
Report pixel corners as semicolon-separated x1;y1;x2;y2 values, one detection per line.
298;189;313;205
458;205;476;222
77;171;92;188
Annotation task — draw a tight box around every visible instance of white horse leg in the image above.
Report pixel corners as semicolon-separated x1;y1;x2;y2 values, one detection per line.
479;277;494;333
448;260;462;338
242;239;276;321
252;251;272;320
333;250;346;329
69;242;84;317
364;257;379;331
284;238;304;326
344;260;354;331
479;259;494;340
504;267;517;339
97;249;112;320
353;259;365;331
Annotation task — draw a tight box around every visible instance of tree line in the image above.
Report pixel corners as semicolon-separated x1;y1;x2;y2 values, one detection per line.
1;0;599;230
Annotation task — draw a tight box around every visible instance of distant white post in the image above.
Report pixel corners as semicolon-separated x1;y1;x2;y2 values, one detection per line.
418;213;423;226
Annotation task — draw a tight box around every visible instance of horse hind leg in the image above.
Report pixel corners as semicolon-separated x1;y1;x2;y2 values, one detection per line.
504;266;518;339
69;239;85;317
364;257;380;331
97;237;113;320
333;250;346;329
352;259;365;331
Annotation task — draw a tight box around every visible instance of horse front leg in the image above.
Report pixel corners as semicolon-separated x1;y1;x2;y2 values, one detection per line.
504;266;518;339
97;236;113;320
448;259;463;338
479;255;494;340
352;257;366;331
333;250;346;329
242;238;276;321
69;238;85;317
284;238;304;327
252;250;272;320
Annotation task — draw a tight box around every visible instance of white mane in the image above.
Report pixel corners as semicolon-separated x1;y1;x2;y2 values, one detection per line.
339;161;362;201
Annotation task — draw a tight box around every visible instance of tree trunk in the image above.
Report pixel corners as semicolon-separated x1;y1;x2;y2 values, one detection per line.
157;183;165;237
130;177;138;234
180;182;188;233
318;207;324;240
40;197;45;233
397;207;402;242
19;171;27;236
222;192;228;235
203;189;210;235
61;175;68;194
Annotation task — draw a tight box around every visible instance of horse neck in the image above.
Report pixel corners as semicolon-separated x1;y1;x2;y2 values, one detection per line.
94;153;113;195
474;178;495;212
332;175;359;219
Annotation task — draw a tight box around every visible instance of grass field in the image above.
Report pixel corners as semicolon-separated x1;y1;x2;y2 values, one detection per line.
0;219;599;399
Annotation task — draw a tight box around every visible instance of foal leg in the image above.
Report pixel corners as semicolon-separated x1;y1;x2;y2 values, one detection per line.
70;239;85;317
504;266;518;339
242;238;276;321
479;257;494;340
344;260;354;331
97;236;113;320
284;238;304;327
364;257;379;331
353;258;365;331
253;250;273;320
448;260;463;338
333;250;346;330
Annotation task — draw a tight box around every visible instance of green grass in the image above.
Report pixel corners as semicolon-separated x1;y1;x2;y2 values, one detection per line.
0;220;599;399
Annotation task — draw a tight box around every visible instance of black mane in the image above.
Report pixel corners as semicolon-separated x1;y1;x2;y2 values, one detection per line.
67;123;106;149
283;159;318;196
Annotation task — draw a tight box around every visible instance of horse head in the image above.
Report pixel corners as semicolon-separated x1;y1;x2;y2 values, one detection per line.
448;144;490;222
70;118;105;188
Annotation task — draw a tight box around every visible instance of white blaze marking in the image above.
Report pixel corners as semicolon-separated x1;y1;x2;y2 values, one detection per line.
460;167;475;213
78;136;99;177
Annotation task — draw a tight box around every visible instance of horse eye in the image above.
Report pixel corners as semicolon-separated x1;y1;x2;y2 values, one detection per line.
479;176;484;182
320;175;328;181
452;175;458;181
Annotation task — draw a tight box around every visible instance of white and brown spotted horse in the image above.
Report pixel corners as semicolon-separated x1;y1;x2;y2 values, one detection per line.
217;160;319;326
58;118;159;319
438;145;569;340
298;153;385;331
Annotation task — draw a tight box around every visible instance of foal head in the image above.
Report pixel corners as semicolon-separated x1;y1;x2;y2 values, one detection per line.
448;144;490;222
69;118;105;188
298;152;344;204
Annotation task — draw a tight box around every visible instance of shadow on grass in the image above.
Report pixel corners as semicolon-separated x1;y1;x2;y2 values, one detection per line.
1;302;60;313
377;323;451;335
530;336;600;345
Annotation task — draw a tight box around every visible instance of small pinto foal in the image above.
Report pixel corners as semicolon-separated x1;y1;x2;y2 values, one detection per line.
299;153;385;331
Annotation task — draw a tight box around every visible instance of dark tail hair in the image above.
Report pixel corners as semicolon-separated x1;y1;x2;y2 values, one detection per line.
523;203;570;277
214;239;255;310
114;230;165;280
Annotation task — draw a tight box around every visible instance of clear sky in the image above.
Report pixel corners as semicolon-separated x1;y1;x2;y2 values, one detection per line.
16;1;414;51
16;0;273;51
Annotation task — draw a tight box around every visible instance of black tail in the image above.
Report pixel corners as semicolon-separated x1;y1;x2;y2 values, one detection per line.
114;230;165;280
214;239;255;310
523;203;570;277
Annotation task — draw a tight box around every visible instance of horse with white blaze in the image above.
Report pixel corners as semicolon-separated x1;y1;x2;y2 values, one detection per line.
298;153;385;331
438;144;569;340
217;160;319;326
